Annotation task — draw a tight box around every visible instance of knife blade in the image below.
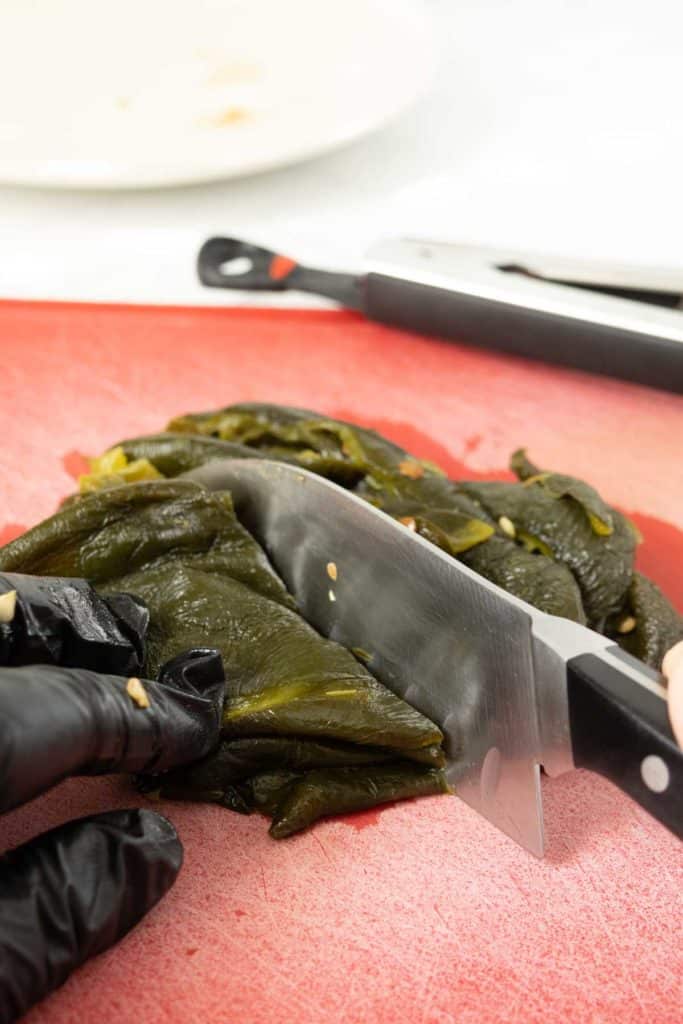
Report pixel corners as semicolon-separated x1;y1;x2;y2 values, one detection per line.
197;236;683;394
185;459;682;855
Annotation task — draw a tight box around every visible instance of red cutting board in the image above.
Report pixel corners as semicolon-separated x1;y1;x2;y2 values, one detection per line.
1;300;682;1024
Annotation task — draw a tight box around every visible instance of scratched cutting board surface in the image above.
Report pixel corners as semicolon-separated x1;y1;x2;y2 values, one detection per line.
1;300;682;1024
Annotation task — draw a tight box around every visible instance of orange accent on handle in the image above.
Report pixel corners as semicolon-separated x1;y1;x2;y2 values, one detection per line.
269;255;297;280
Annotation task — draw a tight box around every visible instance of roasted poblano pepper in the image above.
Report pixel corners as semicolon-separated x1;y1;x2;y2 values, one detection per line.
459;536;587;623
0;479;293;608
117;434;269;477
117;432;365;487
114;408;579;620
144;760;452;838
605;572;683;668
0;480;448;837
103;401;680;668
78;445;163;492
262;764;452;839
103;564;443;758
155;405;604;625
6;402;678;837
458;478;635;628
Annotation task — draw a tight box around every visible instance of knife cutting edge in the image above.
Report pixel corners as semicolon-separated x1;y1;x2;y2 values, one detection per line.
197;236;683;394
185;459;682;857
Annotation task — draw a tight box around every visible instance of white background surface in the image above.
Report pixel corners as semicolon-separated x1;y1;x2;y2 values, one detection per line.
0;0;681;306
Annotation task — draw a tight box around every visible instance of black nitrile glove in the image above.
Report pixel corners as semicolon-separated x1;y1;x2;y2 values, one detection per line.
0;572;149;675
0;574;225;1023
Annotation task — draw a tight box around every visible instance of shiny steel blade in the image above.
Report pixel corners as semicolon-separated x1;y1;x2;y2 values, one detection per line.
184;459;606;856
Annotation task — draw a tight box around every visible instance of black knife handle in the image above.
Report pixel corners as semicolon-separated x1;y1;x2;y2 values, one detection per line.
567;650;682;838
364;273;683;394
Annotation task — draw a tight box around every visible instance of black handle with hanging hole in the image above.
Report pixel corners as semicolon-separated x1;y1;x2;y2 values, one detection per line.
197;236;683;393
197;237;363;309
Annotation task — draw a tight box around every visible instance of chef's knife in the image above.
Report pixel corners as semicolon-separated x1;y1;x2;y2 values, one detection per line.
197;237;683;394
185;459;682;856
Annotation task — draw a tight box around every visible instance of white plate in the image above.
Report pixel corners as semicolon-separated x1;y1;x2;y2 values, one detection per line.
0;0;435;189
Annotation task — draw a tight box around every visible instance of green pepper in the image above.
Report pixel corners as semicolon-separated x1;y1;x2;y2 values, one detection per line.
267;763;452;839
104;402;680;666
103;562;443;756
153;404;590;622
606;572;683;668
0;478;448;835
168;402;438;483
247;770;301;817
461;536;587;623
459;478;635;627
510;449;615;536
119;430;364;487
0;479;293;609
163;404;500;559
184;762;451;838
156;735;400;786
140;734;448;814
4;400;679;837
120;433;267;476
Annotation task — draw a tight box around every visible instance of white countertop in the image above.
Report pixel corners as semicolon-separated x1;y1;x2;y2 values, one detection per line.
1;0;681;307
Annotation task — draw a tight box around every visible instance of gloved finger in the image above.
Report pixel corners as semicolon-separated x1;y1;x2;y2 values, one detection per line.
0;572;149;676
0;648;225;815
0;808;182;1024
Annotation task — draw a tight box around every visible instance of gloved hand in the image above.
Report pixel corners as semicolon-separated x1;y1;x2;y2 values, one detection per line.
0;573;225;1023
